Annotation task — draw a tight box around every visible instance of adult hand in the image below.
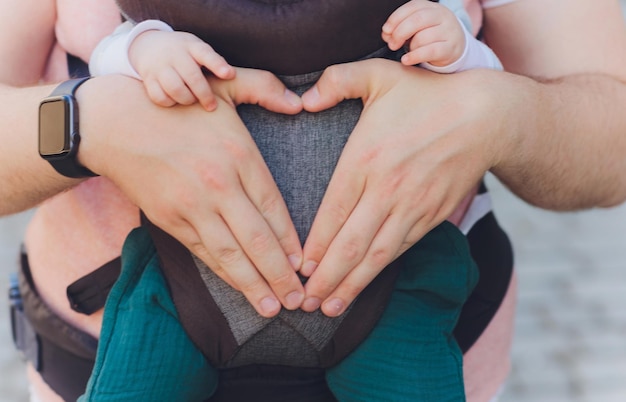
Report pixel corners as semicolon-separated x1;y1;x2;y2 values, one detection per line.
77;68;306;317
299;58;518;316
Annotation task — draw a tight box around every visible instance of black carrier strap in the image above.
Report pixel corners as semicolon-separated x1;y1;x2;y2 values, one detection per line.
208;365;337;402
11;250;98;402
453;183;514;351
66;256;121;315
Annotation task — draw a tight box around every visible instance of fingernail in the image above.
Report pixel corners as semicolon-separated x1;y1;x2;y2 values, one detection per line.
301;260;318;276
302;297;322;312
288;254;302;271
204;100;217;112
382;23;391;33
219;65;234;78
301;86;319;105
284;89;302;108
259;297;280;317
323;298;345;317
285;291;304;310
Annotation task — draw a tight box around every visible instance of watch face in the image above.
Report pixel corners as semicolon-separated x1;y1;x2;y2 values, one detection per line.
39;96;71;157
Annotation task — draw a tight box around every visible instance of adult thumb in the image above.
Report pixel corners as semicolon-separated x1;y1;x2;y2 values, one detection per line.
301;59;389;112
211;67;303;115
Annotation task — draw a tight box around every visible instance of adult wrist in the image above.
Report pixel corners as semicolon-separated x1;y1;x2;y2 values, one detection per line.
38;77;99;178
74;75;149;178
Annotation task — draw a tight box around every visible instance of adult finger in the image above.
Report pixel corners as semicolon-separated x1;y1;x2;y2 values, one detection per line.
210;68;303;114
180;97;305;309
191;212;284;318
301;189;389;312
300;64;369;112
220;186;305;311
315;211;416;317
299;142;368;277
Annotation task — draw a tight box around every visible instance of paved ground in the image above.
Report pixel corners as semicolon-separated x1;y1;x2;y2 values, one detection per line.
487;175;626;402
0;210;31;401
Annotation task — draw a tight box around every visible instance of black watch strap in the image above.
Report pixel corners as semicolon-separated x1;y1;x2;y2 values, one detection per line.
43;77;98;178
50;76;90;97
46;136;98;178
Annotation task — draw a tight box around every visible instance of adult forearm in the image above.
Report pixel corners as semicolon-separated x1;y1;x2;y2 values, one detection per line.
0;83;82;216
492;72;626;210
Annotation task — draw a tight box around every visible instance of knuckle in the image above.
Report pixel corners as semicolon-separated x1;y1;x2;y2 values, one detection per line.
192;161;230;192
169;183;200;212
258;195;281;217
305;241;327;260
186;70;209;87
358;145;382;165
312;276;338;296
237;277;267;296
248;230;274;255
147;87;172;106
380;169;408;198
146;208;179;232
222;138;253;163
212;245;244;266
340;240;364;264
167;85;192;102
189;242;211;260
268;269;296;288
257;69;276;83
321;203;351;224
177;31;199;43
323;65;346;87
189;40;213;53
369;246;393;268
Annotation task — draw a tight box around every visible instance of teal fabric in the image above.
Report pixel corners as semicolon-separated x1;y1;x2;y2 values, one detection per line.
80;222;476;401
326;222;479;402
79;227;217;402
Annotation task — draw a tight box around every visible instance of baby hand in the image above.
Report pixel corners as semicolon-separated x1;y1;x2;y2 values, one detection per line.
129;30;236;111
382;0;466;68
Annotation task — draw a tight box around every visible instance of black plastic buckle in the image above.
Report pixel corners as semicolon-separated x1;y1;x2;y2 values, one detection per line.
9;273;41;370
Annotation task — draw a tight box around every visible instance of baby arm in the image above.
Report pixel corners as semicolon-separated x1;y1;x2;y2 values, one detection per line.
90;20;235;111
382;0;502;72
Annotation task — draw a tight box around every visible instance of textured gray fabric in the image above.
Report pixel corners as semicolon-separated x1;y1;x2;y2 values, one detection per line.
194;47;398;367
225;320;323;368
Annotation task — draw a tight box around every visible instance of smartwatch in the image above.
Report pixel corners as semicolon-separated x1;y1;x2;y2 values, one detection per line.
38;77;98;178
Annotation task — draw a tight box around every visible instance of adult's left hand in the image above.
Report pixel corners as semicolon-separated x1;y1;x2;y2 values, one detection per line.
299;58;519;316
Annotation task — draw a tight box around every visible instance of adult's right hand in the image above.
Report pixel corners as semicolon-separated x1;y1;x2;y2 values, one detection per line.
76;69;305;317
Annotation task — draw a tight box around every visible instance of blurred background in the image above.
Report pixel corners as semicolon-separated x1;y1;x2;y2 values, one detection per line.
2;3;626;401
